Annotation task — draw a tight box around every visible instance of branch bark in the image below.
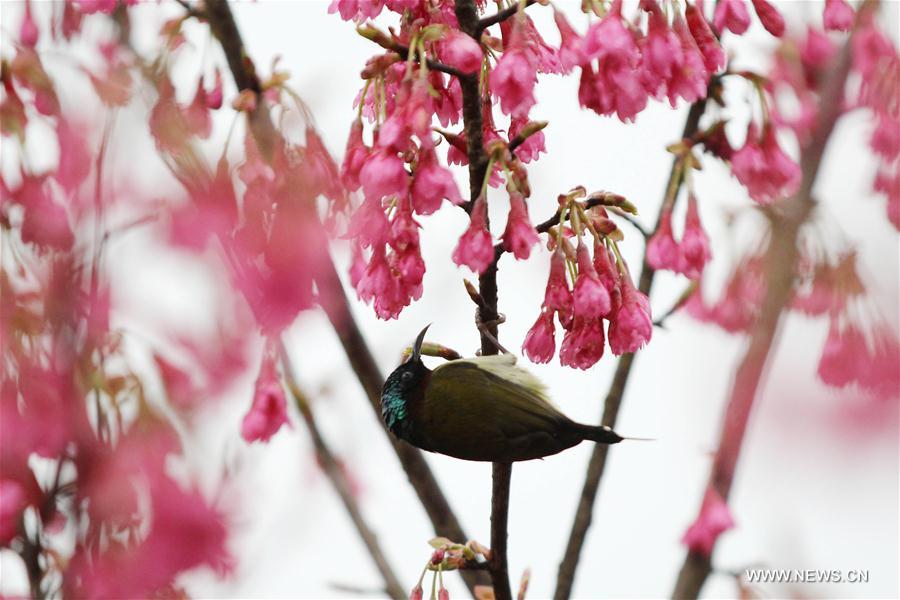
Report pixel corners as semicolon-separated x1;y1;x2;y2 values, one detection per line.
553;98;709;600
671;36;854;600
454;0;512;598
279;342;406;600
201;2;488;594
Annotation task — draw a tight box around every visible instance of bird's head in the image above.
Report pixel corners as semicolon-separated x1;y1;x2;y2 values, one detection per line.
381;325;432;432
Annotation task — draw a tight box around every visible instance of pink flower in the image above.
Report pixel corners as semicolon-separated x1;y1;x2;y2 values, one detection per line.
241;350;291;443
641;9;684;97
185;78;212;139
389;202;420;252
500;14;561;74
509;115;546;163
491;44;537;118
342;121;370;192
412;151;463;215
731;123;801;204
573;243;611;318
750;0;785;37
438;588;450;600
823;0;854;32
20;0;38;48
544;247;573;315
817;319;867;388
608;273;652;355
328;0;385;21
647;209;680;272
686;3;726;74
559;317;605;370
664;16;711;106
409;584;424;600
206;69;224;109
441;30;483;74
0;479;27;546
452;198;494;274
501;193;538;259
677;195;711;279
681;487;735;557
554;9;585;73
523;310;556;364
713;0;751;35
801;27;837;68
360;149;407;202
593;240;621;298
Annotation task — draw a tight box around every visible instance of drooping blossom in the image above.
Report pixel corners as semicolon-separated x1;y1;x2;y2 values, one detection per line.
241;348;292;443
681;487;735;557
686;3;726;74
573;242;611;318
452;198;494;274
412;150;463;215
544;247;573;316
360;149;407;202
823;0;854;32
523;310;556;364
501;193;538;259
641;8;684;98
328;0;385;21
665;15;712;106
554;9;585;73
713;0;751;35
509;116;546;163
341;120;370;191
491;25;538;118
559;317;605;370
440;30;483;74
731;123;801;204
817;319;868;389
750;0;785;37
678;195;711;279
647;208;680;272
608;272;652;355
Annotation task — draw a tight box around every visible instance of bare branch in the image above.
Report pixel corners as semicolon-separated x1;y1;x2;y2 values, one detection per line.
279;342;406;600
671;32;855;600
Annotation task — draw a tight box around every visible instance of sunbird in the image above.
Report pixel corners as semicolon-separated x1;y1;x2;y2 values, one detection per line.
381;325;628;462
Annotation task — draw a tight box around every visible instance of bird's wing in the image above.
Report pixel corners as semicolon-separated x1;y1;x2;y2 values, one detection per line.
422;358;574;460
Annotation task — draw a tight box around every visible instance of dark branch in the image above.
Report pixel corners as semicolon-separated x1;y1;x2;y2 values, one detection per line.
553;98;709;600
202;2;487;594
279;343;406;600
475;0;538;35
388;43;465;78
671;32;855;600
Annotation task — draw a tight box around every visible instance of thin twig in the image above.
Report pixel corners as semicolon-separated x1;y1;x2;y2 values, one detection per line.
388;43;465;78
671;30;856;600
278;342;406;600
553;98;709;600
475;0;538;35
201;2;487;594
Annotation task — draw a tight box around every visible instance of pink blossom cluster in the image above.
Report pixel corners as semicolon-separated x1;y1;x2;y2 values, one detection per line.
647;194;711;279
523;209;652;370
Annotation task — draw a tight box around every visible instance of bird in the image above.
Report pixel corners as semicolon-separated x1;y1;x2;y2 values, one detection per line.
380;325;631;462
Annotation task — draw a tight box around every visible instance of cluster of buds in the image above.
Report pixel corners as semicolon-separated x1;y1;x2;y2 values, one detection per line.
408;538;493;600
523;189;652;369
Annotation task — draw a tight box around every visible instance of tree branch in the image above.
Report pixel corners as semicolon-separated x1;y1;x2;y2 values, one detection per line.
279;342;406;600
671;34;854;600
455;0;512;598
553;98;709;600
475;0;538;36
202;2;487;594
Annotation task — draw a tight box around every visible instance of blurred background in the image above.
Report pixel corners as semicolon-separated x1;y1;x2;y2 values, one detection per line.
1;1;897;598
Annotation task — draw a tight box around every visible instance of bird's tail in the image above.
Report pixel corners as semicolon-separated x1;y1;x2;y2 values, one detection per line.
576;423;654;444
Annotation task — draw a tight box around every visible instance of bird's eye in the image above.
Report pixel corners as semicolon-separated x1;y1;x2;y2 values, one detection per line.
401;371;414;383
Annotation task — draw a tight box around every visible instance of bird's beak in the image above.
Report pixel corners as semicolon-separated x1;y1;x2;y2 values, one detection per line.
411;324;431;362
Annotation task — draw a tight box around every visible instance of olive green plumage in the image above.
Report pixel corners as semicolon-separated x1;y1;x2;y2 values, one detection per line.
381;327;624;462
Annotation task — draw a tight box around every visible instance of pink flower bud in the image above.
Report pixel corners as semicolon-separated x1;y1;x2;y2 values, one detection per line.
559;317;605;370
608;274;652;356
646;209;680;272
523;310;556;364
452;199;494;274
438;588;450;600
823;0;854;32
20;0;39;48
817;319;868;388
713;0;751;35
750;0;785;37
686;3;726;73
501;193;539;260
409;585;424;600
677;195;711;280
573;243;611;318
241;351;291;443
681;487;735;557
544;247;573;314
360;150;407;202
441;30;483;74
731;123;800;204
412;151;462;215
